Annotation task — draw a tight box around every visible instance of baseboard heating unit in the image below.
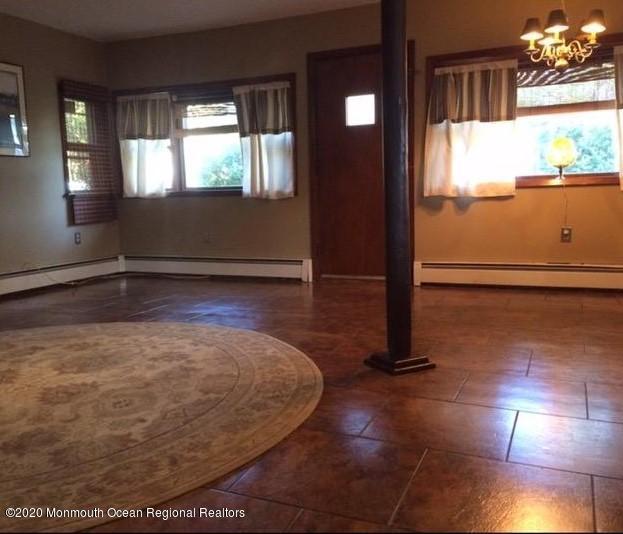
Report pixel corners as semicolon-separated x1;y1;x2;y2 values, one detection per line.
414;261;623;290
123;256;313;282
0;256;313;297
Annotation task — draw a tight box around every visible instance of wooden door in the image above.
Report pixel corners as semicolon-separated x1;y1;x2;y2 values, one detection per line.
310;47;385;278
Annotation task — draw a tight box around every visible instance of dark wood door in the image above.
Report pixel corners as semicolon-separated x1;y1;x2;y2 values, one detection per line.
310;48;385;278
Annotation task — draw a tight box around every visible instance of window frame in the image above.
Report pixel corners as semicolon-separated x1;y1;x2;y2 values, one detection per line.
58;80;118;225
112;73;297;198
171;96;243;195
425;36;623;189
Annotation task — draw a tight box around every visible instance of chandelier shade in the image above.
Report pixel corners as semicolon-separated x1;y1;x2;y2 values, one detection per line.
520;18;544;43
544;9;569;34
581;9;606;35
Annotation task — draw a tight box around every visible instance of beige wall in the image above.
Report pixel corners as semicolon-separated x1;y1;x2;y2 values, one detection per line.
107;0;623;264
0;14;119;274
108;6;380;260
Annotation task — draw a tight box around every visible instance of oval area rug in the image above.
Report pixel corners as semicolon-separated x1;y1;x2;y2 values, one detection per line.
0;322;323;532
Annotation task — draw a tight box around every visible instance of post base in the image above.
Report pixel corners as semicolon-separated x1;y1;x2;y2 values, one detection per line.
364;351;436;375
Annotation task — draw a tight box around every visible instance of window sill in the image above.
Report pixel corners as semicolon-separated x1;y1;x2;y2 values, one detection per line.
166;188;242;197
516;173;619;188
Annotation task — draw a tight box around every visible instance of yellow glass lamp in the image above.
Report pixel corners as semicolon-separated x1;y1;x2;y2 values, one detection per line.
546;136;577;179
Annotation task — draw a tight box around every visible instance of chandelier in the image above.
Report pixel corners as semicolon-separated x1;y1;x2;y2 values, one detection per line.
520;7;606;71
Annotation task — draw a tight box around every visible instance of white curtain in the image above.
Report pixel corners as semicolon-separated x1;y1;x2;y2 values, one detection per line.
117;92;173;198
615;46;623;190
424;60;518;197
233;81;294;199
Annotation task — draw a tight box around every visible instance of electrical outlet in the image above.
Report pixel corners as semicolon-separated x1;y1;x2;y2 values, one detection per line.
560;226;572;243
74;232;81;245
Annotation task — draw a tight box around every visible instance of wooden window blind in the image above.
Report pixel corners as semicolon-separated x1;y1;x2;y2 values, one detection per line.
59;80;118;225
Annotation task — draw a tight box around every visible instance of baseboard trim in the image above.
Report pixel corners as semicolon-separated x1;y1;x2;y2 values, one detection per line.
7;257;617;295
415;261;623;289
0;257;121;296
124;256;313;282
0;255;314;297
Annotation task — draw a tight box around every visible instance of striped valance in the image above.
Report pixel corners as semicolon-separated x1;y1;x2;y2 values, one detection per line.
518;62;614;88
428;60;517;124
233;81;292;137
615;46;623;109
116;92;171;140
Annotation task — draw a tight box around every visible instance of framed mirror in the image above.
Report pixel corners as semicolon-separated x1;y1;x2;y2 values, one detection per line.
0;62;29;157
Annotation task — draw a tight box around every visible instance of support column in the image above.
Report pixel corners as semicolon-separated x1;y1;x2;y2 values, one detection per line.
364;0;435;375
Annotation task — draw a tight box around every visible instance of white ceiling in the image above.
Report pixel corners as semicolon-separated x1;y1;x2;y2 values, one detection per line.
0;0;378;42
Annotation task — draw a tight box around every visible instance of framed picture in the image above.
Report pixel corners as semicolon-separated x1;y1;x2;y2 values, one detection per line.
0;62;29;157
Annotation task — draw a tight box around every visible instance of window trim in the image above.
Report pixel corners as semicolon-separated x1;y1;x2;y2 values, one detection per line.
112;73;297;198
516;99;619;185
425;35;623;189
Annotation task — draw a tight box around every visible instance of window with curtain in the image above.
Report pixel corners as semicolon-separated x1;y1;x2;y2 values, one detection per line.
173;99;243;192
424;60;518;198
117;92;173;198
116;75;296;199
516;61;619;183
59;80;117;225
233;81;295;199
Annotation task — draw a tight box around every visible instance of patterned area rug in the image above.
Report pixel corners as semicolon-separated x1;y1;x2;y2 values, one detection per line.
0;323;323;532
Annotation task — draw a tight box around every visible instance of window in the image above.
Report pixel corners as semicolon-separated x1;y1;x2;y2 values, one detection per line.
59;80;117;225
515;62;620;182
116;74;296;198
63;99;95;191
426;48;622;190
173;100;243;192
345;94;375;126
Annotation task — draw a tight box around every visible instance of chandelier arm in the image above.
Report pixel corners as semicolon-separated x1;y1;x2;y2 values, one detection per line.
520;10;605;70
529;46;549;64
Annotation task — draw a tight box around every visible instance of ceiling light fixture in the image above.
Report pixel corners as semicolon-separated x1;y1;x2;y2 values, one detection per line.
520;5;606;71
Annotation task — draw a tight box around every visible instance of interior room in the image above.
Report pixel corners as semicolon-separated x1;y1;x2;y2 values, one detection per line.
0;0;622;532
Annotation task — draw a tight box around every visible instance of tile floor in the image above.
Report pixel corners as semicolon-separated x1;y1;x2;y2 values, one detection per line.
1;276;622;532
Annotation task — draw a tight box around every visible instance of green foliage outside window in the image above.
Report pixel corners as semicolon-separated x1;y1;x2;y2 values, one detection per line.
196;149;243;188
532;121;617;175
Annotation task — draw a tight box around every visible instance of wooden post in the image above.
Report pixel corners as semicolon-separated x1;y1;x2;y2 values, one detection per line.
364;0;435;375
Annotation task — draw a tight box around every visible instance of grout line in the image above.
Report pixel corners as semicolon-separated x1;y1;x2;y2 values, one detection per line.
449;399;601;424
425;445;623;481
505;411;519;462
590;475;597;533
388;448;429;527
124;303;170;318
358;413;378;437
452;372;470;402
285;508;304;532
525;349;534;377
585;382;590;420
506;457;618;480
225;486;388;527
358;433;508;464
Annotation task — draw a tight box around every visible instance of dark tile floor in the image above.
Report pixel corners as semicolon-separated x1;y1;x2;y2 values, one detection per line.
1;276;623;532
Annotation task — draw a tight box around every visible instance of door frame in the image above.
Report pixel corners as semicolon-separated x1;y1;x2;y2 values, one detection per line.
307;41;416;280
